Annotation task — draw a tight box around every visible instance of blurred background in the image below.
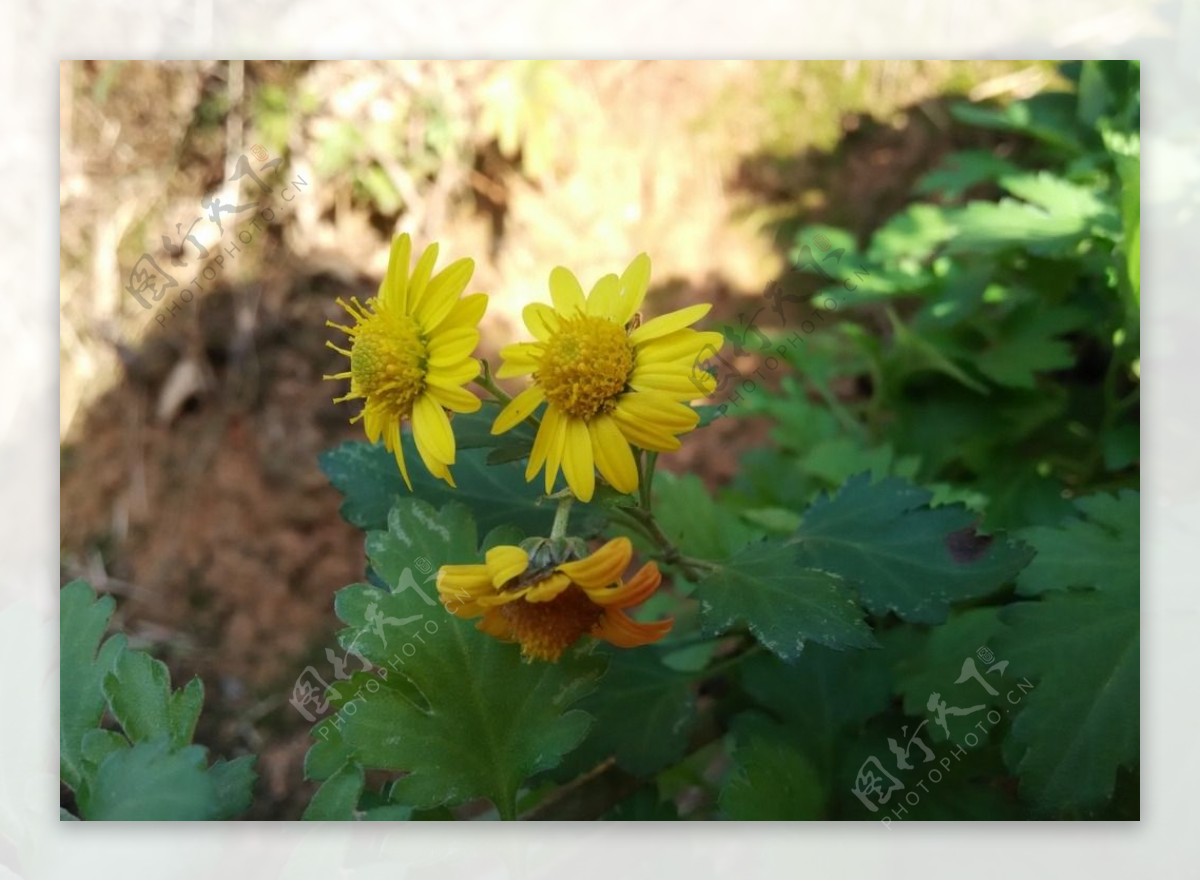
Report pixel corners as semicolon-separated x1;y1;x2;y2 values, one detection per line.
59;59;1068;817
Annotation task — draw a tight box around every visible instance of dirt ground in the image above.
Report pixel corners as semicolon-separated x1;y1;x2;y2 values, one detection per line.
58;60;1034;818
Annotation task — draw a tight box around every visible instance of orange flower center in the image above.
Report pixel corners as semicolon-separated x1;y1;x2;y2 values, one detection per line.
499;585;605;662
536;315;633;419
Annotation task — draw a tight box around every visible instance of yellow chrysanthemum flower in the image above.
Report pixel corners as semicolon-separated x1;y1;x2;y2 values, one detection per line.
437;536;672;662
325;234;488;488
490;255;723;502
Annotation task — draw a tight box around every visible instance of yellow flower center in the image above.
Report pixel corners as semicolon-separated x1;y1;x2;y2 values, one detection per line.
536;315;633;419
499;585;604;662
350;308;428;416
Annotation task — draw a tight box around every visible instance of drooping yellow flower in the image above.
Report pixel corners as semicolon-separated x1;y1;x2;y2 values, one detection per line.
437;536;672;662
490;255;723;502
325;234;487;488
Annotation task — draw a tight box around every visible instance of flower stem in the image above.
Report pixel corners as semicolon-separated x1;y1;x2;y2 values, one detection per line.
474;360;513;405
550;495;573;541
639;451;658;512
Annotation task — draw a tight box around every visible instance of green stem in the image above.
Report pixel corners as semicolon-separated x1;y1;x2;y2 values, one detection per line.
698;643;763;680
474;361;513;405
550;495;573;541
617;504;712;582
639;452;658;512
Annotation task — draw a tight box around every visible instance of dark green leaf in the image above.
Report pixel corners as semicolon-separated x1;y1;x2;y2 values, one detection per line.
102;649;203;750
793;474;1033;623
697;538;875;660
208;755;257;819
1016;490;1138;596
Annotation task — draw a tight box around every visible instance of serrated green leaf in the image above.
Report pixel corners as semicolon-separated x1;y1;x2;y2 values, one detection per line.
77;738;218;821
559;646;696;777
974;306;1089;389
324;499;605;818
793;474;1033;623
739;645;892;770
102;649;203;750
998;590;1138;813
60;581;127;792
302;762;365;820
892;608;1008;742
720;716;825;820
208;755;257;819
1016;490;1138;596
697;539;875;660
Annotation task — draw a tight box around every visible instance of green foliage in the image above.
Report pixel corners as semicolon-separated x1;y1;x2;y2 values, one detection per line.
59;581;257;820
304;499;605;819
697;539;875;660
792;474;1033;624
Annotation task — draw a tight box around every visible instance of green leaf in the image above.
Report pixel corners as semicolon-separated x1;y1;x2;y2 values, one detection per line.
77;739;218;821
973;306;1089;389
947;199;1092;257
651;472;757;562
892;608;1007;742
208;755;257;819
102;649;204;749
326;499;605;818
302;762;365;820
720;716;825;820
561;646;696;776
320;440;589;537
60;581;126;792
998;590;1138;813
793;474;1033;624
739;645;892;770
914;150;1023;200
604;788;680;820
697;538;875;660
1016;490;1138;596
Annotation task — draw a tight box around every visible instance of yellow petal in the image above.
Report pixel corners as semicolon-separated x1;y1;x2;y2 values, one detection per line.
405;242;440;316
437;564;493;605
430;292;488;335
635;329;725;366
586;273;622;320
416;257;474;329
588;414;638;494
412;393;455;466
427;382;482;413
477;609;514;638
387;419;413;490
485;545;529;587
549;266;586;316
492;384;545;435
496;342;544;379
630;364;716;399
432;358;482;388
628;303;711;345
557;537;632;589
526;405;562;482
428;327;480;366
544;408;569;494
561;417;595;502
614;391;700;431
523;302;561;342
614;253;651;325
522;572;572;603
380;233;412;310
611;401;683;452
